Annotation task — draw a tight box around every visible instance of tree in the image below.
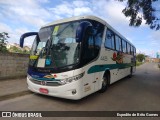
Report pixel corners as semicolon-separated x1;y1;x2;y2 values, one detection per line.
118;0;160;30
9;46;20;53
136;53;145;62
23;49;30;54
0;32;9;52
9;46;30;54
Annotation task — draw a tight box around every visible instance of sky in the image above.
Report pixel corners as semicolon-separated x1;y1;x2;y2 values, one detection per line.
0;0;160;57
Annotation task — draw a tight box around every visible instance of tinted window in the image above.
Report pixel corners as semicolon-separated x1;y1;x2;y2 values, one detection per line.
127;43;131;54
131;46;134;55
133;47;136;55
105;29;115;49
134;47;136;55
83;20;104;64
115;35;122;51
122;40;127;53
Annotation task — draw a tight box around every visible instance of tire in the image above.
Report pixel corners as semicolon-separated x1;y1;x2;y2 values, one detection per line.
99;73;109;93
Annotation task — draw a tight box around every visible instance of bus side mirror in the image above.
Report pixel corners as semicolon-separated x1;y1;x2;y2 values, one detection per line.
20;32;38;48
76;21;93;43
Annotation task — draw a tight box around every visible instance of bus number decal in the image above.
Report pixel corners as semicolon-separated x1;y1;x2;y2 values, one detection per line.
100;56;108;61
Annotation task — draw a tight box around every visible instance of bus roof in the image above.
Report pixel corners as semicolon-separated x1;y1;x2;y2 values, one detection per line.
42;15;135;47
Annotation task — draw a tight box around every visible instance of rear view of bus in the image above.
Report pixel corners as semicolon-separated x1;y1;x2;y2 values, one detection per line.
20;15;136;100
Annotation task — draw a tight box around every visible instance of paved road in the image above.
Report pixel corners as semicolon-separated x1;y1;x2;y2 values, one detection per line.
0;63;160;120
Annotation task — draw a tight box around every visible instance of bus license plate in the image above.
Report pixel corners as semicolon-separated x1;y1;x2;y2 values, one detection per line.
39;88;49;94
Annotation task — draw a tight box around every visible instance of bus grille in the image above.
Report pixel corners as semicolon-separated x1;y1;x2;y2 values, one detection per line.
29;78;62;86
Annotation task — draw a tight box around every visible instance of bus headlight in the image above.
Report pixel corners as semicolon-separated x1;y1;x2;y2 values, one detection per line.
60;72;85;85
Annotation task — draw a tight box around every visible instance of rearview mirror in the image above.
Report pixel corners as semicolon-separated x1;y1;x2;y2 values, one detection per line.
20;32;38;48
76;21;93;43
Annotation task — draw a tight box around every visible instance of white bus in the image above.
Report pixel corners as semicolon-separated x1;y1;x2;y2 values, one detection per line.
20;15;136;100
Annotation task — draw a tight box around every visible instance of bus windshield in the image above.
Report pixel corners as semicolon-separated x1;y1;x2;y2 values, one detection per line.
30;21;81;68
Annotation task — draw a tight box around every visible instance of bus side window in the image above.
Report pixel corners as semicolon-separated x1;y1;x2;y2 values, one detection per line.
132;46;134;55
115;35;122;52
131;46;134;55
122;40;127;53
133;47;136;56
134;47;136;55
127;43;131;54
105;29;115;50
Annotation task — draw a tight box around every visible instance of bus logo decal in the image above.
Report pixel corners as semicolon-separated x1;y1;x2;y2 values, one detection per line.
111;52;124;64
44;75;55;79
41;81;47;85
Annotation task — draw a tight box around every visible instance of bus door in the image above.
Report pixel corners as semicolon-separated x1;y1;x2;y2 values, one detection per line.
81;20;104;94
83;67;99;95
82;65;95;96
82;33;102;93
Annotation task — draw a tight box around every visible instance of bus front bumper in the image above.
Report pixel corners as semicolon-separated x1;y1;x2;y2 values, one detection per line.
27;78;83;100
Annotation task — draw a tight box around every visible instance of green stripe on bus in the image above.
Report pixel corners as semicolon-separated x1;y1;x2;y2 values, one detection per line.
88;63;134;74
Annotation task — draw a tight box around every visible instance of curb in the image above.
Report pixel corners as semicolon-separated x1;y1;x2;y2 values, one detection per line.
0;91;31;101
0;77;26;82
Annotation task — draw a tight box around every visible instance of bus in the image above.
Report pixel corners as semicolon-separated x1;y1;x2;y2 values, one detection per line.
20;15;136;100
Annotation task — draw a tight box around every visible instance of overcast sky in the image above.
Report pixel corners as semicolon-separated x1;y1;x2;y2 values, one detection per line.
0;0;160;57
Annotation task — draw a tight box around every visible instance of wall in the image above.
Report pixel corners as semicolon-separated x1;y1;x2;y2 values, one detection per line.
145;57;160;63
154;58;160;63
0;52;29;80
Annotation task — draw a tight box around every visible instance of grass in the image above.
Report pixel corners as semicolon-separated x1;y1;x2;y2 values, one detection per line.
136;61;143;66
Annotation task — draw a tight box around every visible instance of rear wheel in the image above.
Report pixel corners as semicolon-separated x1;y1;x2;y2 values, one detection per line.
99;73;109;93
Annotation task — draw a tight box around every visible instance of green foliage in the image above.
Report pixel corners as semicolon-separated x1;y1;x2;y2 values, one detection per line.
23;49;30;54
9;46;30;54
0;32;9;52
136;60;143;66
136;53;145;62
118;0;160;30
0;32;30;54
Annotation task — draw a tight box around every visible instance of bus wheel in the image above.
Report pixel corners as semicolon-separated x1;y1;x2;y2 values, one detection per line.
99;73;109;93
128;67;133;78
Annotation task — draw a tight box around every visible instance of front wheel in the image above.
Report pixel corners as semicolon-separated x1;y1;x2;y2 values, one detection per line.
99;74;109;93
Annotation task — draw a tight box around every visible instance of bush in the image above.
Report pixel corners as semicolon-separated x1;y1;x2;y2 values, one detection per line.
136;61;143;66
136;54;145;62
0;32;9;52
